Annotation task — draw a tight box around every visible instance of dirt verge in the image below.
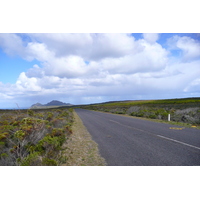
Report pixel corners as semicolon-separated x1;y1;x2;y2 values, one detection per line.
62;110;106;166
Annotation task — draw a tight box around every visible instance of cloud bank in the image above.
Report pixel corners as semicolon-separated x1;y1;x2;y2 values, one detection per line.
0;33;200;108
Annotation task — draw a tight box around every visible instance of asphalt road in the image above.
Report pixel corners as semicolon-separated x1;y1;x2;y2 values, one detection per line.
75;109;200;166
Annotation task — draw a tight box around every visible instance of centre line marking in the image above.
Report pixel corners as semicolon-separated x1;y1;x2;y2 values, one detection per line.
157;135;200;150
110;120;200;151
109;119;153;134
109;119;144;131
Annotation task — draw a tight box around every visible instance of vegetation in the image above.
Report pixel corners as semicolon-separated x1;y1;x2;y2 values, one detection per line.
0;108;73;166
0;107;106;166
1;97;199;165
80;98;200;126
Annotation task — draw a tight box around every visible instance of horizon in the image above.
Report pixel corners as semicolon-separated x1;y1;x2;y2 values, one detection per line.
1;96;200;110
1;33;200;109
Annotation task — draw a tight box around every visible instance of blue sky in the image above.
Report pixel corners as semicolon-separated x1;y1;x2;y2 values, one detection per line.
0;48;40;84
0;33;200;109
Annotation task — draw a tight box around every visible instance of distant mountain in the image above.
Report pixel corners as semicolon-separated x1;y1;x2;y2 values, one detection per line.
30;103;44;109
30;100;72;109
45;100;71;106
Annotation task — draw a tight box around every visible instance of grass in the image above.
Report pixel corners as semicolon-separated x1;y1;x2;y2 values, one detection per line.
82;97;200;108
79;97;200;126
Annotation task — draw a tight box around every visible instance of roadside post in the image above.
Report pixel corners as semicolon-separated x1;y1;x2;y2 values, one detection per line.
168;114;170;121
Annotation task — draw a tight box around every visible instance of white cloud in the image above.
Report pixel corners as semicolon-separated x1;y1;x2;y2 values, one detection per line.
0;33;168;78
0;34;54;62
167;35;200;61
88;33;139;60
0;33;28;60
26;64;44;78
42;55;92;78
25;42;54;61
143;33;159;44
28;33;93;58
96;40;169;75
27;33;139;61
16;72;42;92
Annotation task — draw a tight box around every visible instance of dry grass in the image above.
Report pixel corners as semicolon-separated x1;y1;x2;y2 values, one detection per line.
62;111;106;166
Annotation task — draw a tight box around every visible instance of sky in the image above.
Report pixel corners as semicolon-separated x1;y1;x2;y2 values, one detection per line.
0;33;200;108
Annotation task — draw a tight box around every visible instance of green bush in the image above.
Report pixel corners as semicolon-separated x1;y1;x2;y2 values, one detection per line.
20;152;40;166
0;108;74;166
27;109;34;116
0;132;9;140
149;114;157;119
46;112;53;121
42;158;58;166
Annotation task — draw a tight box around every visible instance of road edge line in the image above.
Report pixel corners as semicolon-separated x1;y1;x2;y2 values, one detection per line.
157;135;200;150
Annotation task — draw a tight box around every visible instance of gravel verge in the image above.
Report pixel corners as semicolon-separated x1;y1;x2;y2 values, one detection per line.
62;110;106;166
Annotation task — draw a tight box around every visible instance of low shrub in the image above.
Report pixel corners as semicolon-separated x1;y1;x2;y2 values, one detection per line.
0;108;74;166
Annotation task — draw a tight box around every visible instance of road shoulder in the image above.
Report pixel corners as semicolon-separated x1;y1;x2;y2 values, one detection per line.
62;110;106;166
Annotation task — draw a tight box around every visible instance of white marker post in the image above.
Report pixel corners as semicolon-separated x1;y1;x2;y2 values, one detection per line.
168;114;170;121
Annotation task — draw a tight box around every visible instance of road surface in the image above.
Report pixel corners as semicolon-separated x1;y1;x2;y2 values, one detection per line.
75;109;200;166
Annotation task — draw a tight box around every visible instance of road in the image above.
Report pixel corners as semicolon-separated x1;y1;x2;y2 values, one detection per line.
75;109;200;166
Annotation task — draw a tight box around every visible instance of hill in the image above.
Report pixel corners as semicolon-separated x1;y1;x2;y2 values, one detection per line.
45;100;71;106
30;103;44;109
80;97;200;125
30;100;72;109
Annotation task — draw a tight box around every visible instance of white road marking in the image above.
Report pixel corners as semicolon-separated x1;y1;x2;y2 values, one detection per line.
109;119;144;131
109;119;200;151
157;135;200;150
109;119;121;124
